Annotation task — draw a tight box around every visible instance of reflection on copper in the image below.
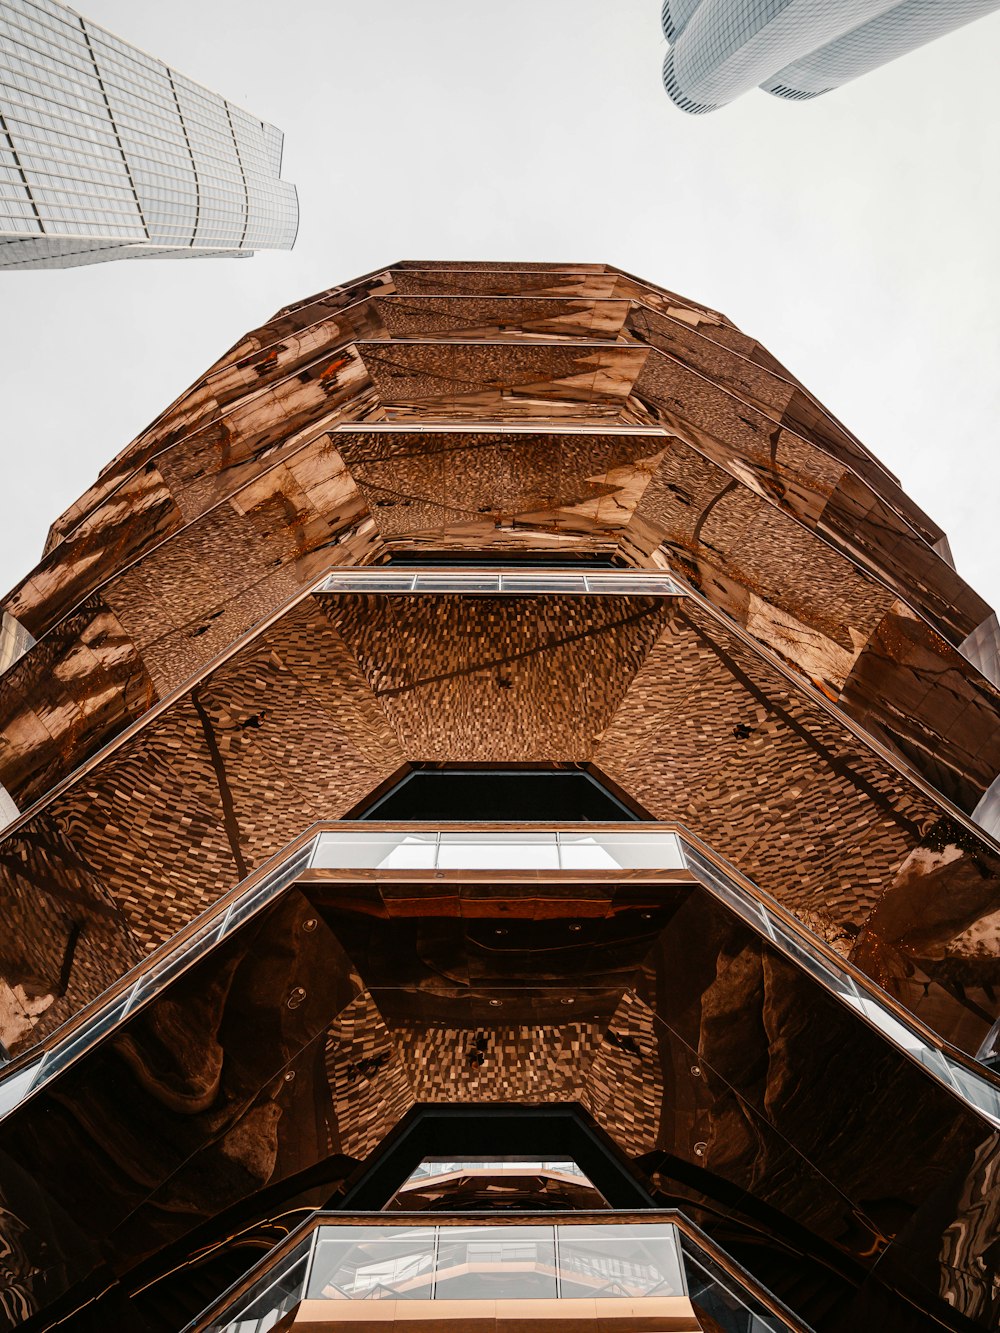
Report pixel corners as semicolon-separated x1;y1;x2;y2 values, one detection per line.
0;263;998;1331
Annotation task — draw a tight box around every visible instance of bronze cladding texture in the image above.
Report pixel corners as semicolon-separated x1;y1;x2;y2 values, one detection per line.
1;263;999;1332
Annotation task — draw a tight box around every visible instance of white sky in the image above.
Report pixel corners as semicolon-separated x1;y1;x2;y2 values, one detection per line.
1;0;998;611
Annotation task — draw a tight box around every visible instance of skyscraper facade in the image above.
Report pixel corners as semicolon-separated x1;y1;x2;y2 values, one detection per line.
661;0;1000;112
0;0;297;269
0;262;998;1332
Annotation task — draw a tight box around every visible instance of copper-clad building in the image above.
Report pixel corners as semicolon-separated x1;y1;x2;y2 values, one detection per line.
0;262;998;1332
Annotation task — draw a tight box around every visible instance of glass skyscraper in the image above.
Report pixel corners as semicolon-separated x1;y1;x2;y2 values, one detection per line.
662;0;1000;112
0;0;297;269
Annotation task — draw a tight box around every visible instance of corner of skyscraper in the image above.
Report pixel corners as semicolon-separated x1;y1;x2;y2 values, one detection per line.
0;0;298;269
661;0;1000;112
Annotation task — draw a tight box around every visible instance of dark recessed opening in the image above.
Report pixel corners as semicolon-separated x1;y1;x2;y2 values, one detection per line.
380;552;625;567
354;768;643;822
332;1105;657;1212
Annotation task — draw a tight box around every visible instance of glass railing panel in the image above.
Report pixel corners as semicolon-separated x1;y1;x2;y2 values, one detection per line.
203;1236;311;1333
557;1223;685;1299
312;832;438;870
301;1222;686;1305
434;1225;557;1300
680;844;766;922
32;991;135;1085
0;781;19;834
316;570;687;597
762;921;857;998
251;846;316;889
312;831;688;872
120;917;228;1009
680;1234;797;1332
228;847;315;917
437;832;560;869
941;1061;1000;1128
905;1043;960;1084
321;573;417;592
241;847;314;901
307;1227;437;1300
0;611;35;675
583;572;683;594
406;1158;589;1180
843;991;931;1054
0;1060;42;1117
496;573;585;593
221;890;274;936
412;573;500;592
556;834;632;869
580;831;685;869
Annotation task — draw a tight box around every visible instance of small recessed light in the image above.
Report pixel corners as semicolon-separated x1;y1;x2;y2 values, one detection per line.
489;999;503;1007
287;987;307;1009
303;918;318;932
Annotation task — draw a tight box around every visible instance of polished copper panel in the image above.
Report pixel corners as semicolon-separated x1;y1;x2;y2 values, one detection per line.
2;262;999;1331
0;859;996;1328
3;264;994;828
1;586;996;1063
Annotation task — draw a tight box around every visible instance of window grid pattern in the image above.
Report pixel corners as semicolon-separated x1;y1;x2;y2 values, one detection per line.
0;0;297;266
660;0;706;42
762;0;1000;99
661;0;1000;111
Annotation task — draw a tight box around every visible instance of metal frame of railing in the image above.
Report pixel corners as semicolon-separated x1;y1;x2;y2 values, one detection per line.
318;569;684;595
184;1210;808;1333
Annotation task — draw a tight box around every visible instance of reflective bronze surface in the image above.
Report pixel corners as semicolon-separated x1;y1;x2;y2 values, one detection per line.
1;263;998;1331
1;588;996;1064
3;267;995;820
0;859;997;1329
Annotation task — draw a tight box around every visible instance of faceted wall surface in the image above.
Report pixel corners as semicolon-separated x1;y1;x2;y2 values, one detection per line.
0;262;998;1331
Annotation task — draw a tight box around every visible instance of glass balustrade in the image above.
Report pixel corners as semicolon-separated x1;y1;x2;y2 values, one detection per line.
319;569;684;596
404;1158;590;1181
195;1217;801;1332
1;825;998;1134
201;1221;688;1330
308;828;686;871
